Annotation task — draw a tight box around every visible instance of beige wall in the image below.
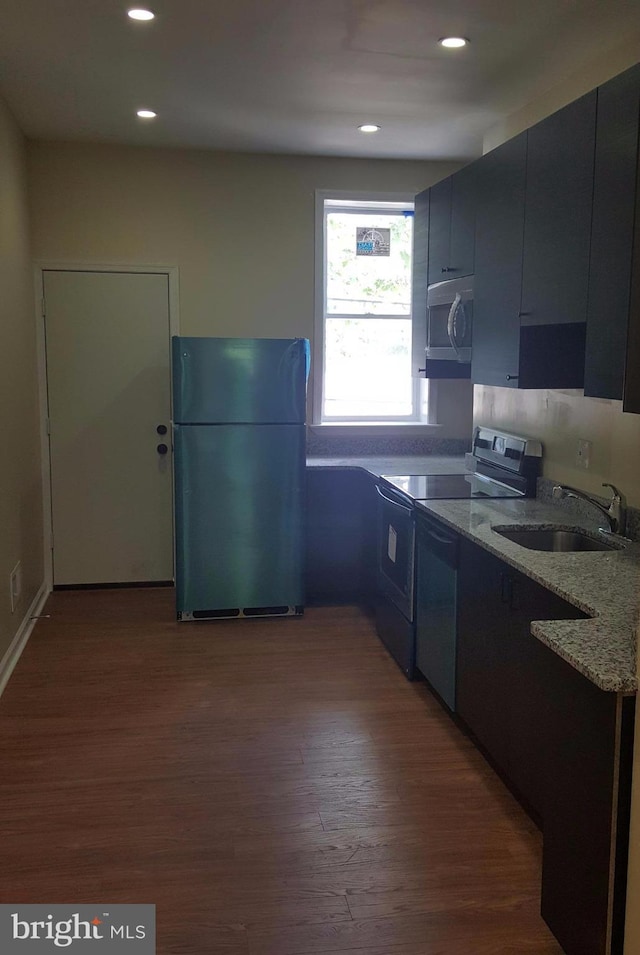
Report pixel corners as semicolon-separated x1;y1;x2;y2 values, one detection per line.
483;37;640;153
27;142;467;433
474;49;640;509
0;95;43;660
474;386;640;508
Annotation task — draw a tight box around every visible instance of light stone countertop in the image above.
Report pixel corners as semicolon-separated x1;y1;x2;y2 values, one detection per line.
415;497;640;694
306;455;468;475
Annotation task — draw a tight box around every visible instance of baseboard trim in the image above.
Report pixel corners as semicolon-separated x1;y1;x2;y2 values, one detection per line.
0;580;50;699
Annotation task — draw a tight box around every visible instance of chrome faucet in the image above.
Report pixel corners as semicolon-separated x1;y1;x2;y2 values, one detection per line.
552;482;627;536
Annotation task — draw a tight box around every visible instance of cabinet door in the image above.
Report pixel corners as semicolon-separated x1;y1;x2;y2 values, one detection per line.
506;570;587;819
625;193;640;413
449;162;477;279
521;91;596;328
539;647;630;955
456;538;510;770
472;133;527;387
411;188;429;377
427;177;452;285
585;64;640;399
305;469;367;604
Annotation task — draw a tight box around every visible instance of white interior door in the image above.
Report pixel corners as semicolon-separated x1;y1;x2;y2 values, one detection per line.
43;270;173;586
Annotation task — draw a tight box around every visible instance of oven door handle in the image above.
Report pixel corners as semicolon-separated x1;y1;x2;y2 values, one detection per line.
375;484;413;513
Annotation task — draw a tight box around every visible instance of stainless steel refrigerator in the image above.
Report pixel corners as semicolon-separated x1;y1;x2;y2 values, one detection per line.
172;336;309;620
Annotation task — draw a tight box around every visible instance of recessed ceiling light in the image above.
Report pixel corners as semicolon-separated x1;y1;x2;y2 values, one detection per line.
137;109;157;119
127;8;155;21
358;124;381;133
439;36;468;48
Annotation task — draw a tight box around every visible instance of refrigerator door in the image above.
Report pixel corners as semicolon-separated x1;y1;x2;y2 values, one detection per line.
174;423;305;617
172;337;309;424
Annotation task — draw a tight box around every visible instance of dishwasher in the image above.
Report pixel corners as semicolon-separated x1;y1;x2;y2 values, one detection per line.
374;426;542;682
414;512;459;711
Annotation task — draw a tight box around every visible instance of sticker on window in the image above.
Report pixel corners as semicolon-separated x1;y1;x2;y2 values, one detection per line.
356;227;390;256
387;525;397;562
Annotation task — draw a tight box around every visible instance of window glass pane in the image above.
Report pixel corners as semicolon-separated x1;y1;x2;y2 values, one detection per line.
324;318;413;418
326;212;412;316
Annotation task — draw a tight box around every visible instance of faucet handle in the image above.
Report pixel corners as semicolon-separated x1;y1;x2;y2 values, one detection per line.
602;482;626;505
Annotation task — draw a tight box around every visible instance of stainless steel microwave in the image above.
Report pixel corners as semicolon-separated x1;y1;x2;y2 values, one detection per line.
426;275;473;362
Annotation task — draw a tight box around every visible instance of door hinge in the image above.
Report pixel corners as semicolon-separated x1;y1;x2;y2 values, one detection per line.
50;532;54;550
46;417;51;435
41;297;46;318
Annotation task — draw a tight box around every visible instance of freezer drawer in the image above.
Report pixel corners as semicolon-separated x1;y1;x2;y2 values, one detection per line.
172;337;309;424
174;423;305;617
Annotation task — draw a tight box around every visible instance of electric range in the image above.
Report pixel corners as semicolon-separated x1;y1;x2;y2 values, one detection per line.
374;426;542;679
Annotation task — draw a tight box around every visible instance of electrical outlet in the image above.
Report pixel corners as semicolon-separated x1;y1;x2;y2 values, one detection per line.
576;439;592;470
9;561;21;614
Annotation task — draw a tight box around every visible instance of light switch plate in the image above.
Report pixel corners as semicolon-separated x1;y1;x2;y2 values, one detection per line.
576;439;592;470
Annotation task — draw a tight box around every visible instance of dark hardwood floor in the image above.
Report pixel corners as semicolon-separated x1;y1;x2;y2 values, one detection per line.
0;589;563;954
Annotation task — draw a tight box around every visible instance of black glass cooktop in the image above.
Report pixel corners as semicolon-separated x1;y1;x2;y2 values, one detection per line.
380;472;524;501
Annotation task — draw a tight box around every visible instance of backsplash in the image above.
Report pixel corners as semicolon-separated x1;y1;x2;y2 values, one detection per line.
474;384;640;509
537;477;640;541
306;430;471;457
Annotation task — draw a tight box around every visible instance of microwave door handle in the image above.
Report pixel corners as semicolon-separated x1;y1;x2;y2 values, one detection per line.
447;293;463;359
454;300;467;348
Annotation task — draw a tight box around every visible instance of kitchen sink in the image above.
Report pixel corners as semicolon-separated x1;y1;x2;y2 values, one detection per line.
493;526;621;552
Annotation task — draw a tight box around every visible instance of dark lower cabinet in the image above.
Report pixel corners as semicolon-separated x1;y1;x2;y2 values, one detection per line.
456;540;511;769
539;650;634;955
305;468;375;605
456;536;634;955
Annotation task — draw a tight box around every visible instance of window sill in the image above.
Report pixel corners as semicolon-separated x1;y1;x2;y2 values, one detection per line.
308;422;441;436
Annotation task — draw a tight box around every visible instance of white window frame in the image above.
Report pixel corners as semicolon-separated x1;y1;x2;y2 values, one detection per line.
312;190;431;427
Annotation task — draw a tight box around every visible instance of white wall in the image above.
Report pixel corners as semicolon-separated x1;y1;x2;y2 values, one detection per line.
0;94;43;661
27;142;472;436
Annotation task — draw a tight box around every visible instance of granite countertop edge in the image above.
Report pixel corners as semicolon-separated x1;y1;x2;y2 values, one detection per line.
305;454;468;476
415;498;639;695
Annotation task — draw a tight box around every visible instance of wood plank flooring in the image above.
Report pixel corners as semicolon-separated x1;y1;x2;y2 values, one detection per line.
0;589;564;954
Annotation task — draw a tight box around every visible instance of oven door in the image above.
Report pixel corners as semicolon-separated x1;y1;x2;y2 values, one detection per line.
376;484;415;622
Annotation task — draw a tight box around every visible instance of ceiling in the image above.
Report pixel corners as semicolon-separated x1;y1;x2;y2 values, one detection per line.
1;0;640;160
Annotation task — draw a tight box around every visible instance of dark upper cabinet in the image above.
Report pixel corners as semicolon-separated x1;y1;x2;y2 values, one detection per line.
411;188;429;377
472;92;596;389
449;163;477;279
582;64;640;401
427;177;451;285
521;90;597;328
625;185;640;413
427;166;476;286
472;133;527;388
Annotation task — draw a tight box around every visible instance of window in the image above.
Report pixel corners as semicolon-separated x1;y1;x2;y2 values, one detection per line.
314;193;428;425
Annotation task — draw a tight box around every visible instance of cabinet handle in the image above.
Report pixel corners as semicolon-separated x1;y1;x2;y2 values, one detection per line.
418;368;427;374
506;375;519;381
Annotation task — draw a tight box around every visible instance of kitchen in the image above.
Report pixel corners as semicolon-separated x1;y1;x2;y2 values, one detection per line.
2;3;640;954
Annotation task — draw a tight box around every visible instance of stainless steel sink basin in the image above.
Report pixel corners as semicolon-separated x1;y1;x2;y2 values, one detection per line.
493;527;619;552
